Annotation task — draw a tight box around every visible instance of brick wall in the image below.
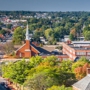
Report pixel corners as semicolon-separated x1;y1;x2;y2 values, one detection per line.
16;41;39;58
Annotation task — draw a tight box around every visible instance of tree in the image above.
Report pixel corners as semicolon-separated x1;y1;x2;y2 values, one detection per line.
24;56;75;90
30;56;43;67
0;29;7;35
2;42;14;55
60;60;72;72
84;31;90;40
69;34;75;41
32;29;44;42
54;26;66;40
24;73;59;90
2;60;31;85
72;57;89;71
47;85;72;90
6;24;12;29
0;27;2;30
83;26;90;40
13;27;25;44
72;57;90;80
2;55;76;90
43;56;59;66
70;28;76;37
44;28;53;40
74;63;90;80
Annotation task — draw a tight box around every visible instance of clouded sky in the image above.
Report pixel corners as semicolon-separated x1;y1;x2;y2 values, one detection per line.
0;0;90;11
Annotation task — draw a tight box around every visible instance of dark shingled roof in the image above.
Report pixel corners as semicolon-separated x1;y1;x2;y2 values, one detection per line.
72;75;90;90
31;43;51;54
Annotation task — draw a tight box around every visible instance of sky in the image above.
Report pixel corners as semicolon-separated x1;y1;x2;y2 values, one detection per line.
0;0;90;11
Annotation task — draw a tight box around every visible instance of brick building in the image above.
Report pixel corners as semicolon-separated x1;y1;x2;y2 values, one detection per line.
16;25;40;58
63;41;90;61
15;24;69;60
16;25;90;61
16;24;55;58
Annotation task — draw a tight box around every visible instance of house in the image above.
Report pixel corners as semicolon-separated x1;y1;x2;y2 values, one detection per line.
64;35;70;42
0;34;6;42
72;68;90;90
40;37;47;44
77;37;84;41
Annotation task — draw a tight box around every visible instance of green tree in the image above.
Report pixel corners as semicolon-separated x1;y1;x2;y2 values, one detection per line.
25;56;74;89
0;29;7;35
30;56;43;67
60;60;72;72
6;24;12;29
72;57;89;72
54;26;66;40
84;31;90;40
69;34;75;41
44;28;53;40
25;72;59;90
47;85;72;90
13;27;25;44
2;60;30;85
83;26;90;40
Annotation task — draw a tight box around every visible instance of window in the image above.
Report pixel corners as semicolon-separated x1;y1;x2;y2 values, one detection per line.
87;52;90;55
19;53;22;57
76;52;86;55
63;58;68;60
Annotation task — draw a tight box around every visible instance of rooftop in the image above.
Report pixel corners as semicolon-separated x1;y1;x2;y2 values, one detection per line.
72;41;90;44
68;44;90;50
72;75;90;90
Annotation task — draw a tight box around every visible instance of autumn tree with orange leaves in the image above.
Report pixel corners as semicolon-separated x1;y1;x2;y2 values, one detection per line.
72;57;90;80
69;28;77;41
74;63;90;80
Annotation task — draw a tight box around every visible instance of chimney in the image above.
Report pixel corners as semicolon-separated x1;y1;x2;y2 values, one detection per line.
87;68;90;75
66;40;71;44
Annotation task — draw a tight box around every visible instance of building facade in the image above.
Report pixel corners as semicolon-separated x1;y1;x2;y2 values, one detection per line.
63;41;90;61
16;25;40;58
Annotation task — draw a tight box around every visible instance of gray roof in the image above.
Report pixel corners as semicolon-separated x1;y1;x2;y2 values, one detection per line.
72;75;90;90
72;41;90;44
86;82;90;90
68;44;90;50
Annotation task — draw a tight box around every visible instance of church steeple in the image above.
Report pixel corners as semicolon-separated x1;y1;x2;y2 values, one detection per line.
26;24;29;40
25;24;31;57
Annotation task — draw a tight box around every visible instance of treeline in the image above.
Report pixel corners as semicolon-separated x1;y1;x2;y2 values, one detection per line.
0;11;90;18
1;56;90;90
13;13;90;44
1;11;90;44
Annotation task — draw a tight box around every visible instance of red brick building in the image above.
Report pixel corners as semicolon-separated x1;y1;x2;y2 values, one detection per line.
15;24;69;60
63;41;90;61
16;25;90;61
16;25;40;58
